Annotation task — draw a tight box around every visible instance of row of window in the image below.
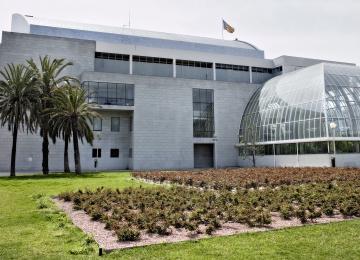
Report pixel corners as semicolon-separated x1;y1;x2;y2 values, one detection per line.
92;148;131;158
133;55;173;64
95;52;282;75
92;117;132;132
216;63;249;72
95;52;130;61
241;141;360;156
176;59;213;68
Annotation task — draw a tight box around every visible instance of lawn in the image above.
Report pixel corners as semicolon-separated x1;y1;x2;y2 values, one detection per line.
0;172;360;259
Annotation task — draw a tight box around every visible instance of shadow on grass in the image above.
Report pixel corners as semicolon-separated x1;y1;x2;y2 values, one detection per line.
0;171;130;181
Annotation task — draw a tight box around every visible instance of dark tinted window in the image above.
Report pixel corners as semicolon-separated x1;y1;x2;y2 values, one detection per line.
110;149;119;158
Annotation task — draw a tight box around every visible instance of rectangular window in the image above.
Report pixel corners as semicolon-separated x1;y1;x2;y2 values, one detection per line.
193;88;214;137
82;81;134;106
299;142;328;154
176;59;213;80
132;55;173;77
92;148;102;158
110;149;119;158
111;117;120;132
92;117;102;131
95;52;130;61
129;148;133;158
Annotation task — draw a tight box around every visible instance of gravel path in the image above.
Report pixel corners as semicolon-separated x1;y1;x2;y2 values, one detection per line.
53;198;353;251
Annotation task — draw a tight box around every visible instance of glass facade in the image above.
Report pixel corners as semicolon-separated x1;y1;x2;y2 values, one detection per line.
193;88;214;137
240;63;360;146
82;81;134;106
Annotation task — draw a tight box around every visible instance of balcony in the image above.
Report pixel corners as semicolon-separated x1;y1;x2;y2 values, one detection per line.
82;81;134;107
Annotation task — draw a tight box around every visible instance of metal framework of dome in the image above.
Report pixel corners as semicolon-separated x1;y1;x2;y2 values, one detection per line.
240;63;360;144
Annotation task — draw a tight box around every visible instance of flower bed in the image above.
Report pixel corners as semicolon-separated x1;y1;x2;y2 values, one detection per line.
133;168;360;190
58;179;360;243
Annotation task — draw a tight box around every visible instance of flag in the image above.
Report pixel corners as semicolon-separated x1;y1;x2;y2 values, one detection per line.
223;19;235;33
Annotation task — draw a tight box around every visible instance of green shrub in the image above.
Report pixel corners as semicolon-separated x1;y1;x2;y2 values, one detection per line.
280;204;293;220
340;200;360;217
116;226;141;241
323;205;334;216
205;224;215;235
295;207;308;223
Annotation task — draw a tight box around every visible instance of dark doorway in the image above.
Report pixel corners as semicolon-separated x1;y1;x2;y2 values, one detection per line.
194;144;214;168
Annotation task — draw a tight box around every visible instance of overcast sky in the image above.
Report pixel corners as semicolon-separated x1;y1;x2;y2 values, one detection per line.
0;0;359;65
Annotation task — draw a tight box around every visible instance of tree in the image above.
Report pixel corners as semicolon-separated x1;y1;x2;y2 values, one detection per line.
46;85;97;174
239;117;263;167
0;64;40;176
27;56;74;175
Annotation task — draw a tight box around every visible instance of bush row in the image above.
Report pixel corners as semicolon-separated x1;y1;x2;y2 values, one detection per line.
58;180;360;241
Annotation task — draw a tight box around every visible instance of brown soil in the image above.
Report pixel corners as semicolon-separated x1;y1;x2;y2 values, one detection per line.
133;168;360;189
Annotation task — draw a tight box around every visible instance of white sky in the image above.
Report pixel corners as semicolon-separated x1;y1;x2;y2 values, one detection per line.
0;0;359;64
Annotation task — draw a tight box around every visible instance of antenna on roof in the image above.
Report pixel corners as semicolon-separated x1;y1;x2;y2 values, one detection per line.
122;9;131;28
129;9;131;28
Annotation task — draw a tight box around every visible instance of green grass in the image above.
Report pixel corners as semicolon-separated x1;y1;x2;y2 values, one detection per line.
0;172;360;259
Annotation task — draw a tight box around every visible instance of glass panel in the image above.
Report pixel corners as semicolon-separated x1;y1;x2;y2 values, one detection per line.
111;117;120;132
193;88;214;137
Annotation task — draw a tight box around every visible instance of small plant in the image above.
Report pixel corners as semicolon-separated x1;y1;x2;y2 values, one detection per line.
280;204;293;220
205;224;215;235
295;207;308;224
322;205;334;216
116;226;141;241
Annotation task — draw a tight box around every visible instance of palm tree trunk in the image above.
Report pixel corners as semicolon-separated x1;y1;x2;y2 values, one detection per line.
42;127;49;175
64;136;70;173
72;122;81;174
10;122;18;177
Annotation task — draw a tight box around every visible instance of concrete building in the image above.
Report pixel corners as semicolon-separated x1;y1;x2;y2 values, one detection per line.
0;13;358;172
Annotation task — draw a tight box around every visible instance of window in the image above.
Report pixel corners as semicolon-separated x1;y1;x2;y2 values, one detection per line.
129;117;133;132
176;59;213;80
129;148;133;158
176;59;212;68
92;117;102;131
299;142;328;154
95;52;130;61
216;63;249;71
132;55;173;77
251;67;272;74
110;149;119;158
82;81;134;106
275;143;297;155
330;141;360;153
133;55;172;64
193;88;214;137
92;148;102;158
111;117;120;132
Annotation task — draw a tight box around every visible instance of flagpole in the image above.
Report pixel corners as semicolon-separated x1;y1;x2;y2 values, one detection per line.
221;17;224;40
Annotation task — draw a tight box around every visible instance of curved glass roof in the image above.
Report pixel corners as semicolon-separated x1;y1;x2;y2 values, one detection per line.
240;63;360;144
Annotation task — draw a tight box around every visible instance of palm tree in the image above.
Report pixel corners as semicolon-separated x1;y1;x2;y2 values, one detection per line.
47;85;97;174
27;56;74;175
48;110;72;173
0;64;40;176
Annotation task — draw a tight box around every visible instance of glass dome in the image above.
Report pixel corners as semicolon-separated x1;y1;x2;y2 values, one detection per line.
240;63;360;144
